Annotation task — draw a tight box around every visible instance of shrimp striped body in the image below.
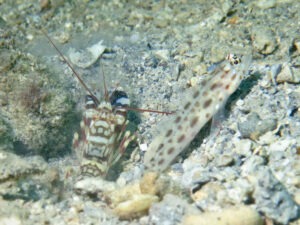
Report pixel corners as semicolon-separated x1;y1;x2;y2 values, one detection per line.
73;91;134;178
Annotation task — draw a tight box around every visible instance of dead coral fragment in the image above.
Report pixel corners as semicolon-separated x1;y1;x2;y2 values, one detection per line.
104;182;159;220
113;194;159;220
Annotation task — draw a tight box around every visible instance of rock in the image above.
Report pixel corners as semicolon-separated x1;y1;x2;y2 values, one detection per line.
117;165;144;187
153;49;170;62
226;178;254;204
40;0;51;11
148;194;197;225
74;177;151;222
107;182;141;207
140;172;183;198
295;191;300;205
241;155;266;176
238;112;277;140
291;66;300;84
205;9;225;27
104;180;159;220
187;77;198;87
140;172;159;195
0;152;55;201
251;26;277;55
276;63;300;83
293;37;300;54
0;217;22;225
74;177;117;196
190;181;223;204
233;138;253;156
68;40;106;68
192;63;207;76
183;205;264;225
250;167;300;224
0;151;47;182
114;194;159;220
215;154;234;167
154;15;170;28
269;138;296;152
210;45;228;63
253;0;276;9
0;198;28;224
191;175;253;209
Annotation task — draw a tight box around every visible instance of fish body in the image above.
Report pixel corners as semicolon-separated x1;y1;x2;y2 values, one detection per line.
144;54;251;172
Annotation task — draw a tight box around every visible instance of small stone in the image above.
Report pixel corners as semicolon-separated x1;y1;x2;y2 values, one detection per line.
0;198;28;223
149;194;197;225
113;194;159;220
233;138;253;156
238;112;277;140
251;26;277;55
26;34;34;41
57;32;70;44
139;143;148;152
68;40;106;68
276;63;300;83
205;9;225;27
294;191;300;205
210;45;228;63
140;172;182;198
74;177;117;196
269;139;295;152
64;22;73;30
140;172;159;195
153;49;170;62
291;66;300;84
154;15;170;28
254;0;276;9
267;64;282;85
183;205;264;225
215;154;234;167
0;151;47;182
191;182;223;203
250;167;300;224
0;216;22;225
192;63;207;76
257;131;278;145
241;155;266;176
40;0;50;10
129;33;140;43
259;79;271;88
293;38;300;54
109;182;140;203
236;99;244;107
187;77;198;87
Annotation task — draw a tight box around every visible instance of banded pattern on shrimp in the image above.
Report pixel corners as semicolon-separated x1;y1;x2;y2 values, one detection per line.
73;90;135;178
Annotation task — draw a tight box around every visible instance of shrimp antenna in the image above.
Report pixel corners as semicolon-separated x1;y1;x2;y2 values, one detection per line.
42;30;100;105
43;31;173;115
99;59;109;101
